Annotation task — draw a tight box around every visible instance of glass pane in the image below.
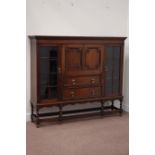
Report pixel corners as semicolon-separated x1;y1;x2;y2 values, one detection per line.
106;47;113;57
39;46;58;99
113;47;121;94
106;47;113;79
40;73;57;85
49;60;57;72
40;46;57;58
105;47;113;96
113;79;119;94
113;47;120;79
40;85;57;99
114;47;120;58
49;74;57;86
105;79;113;96
40;59;49;74
40;74;49;85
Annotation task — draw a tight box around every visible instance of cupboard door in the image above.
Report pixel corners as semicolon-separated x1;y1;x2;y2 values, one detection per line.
64;45;83;75
38;46;61;100
84;45;103;74
104;46;122;96
64;44;103;76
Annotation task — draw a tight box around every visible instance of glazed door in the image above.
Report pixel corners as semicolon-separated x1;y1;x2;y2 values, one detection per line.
104;45;122;97
38;45;62;100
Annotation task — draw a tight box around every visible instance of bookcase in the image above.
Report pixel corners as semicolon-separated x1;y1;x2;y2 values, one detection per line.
30;36;126;127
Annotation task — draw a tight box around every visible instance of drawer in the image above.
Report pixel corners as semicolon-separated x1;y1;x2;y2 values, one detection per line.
64;76;100;87
63;87;101;100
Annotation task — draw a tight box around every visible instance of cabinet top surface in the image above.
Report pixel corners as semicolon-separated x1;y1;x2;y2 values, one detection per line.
29;35;127;40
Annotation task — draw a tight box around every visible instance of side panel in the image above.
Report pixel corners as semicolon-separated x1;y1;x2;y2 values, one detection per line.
30;38;37;105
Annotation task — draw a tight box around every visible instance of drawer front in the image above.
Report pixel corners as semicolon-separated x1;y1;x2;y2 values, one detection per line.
63;87;101;100
64;76;100;87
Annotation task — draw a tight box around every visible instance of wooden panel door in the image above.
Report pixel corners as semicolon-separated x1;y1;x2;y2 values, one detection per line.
63;44;83;76
83;45;103;75
63;44;104;76
104;45;123;97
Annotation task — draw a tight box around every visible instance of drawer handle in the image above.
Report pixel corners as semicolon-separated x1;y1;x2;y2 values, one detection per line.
91;78;95;84
72;82;76;85
70;91;75;97
72;79;76;86
72;79;76;82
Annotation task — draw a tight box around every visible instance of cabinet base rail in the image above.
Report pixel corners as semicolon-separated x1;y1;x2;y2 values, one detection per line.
31;99;123;128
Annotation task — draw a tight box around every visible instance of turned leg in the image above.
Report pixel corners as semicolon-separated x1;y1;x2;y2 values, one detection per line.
111;100;114;111
58;105;63;121
119;99;123;116
36;108;40;128
31;102;34;122
101;101;104;116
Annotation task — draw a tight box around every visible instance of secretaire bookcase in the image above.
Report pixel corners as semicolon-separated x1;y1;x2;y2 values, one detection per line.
29;36;126;127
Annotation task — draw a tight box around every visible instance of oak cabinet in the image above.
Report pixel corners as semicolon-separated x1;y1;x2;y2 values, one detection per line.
30;36;126;127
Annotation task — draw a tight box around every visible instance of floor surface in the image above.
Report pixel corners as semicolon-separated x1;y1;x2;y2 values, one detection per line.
27;113;129;155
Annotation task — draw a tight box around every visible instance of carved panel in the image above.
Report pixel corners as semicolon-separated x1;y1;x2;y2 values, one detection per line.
65;47;82;71
85;48;100;70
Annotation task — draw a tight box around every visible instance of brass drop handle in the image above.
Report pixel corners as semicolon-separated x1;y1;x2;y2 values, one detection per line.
91;78;95;84
72;79;76;85
70;91;75;97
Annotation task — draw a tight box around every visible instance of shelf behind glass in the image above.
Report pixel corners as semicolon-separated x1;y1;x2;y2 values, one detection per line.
40;57;57;60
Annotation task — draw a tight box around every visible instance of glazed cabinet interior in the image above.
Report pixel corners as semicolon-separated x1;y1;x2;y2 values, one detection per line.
30;36;126;127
